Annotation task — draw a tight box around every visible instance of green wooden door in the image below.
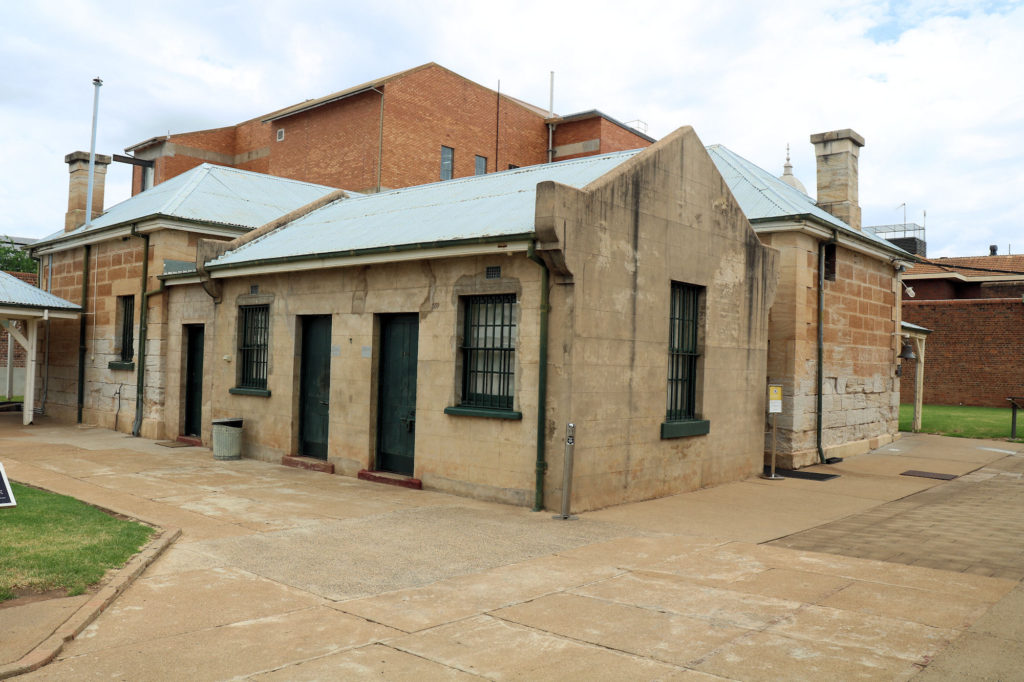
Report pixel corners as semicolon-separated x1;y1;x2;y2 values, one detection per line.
184;325;204;438
299;315;332;459
377;314;419;476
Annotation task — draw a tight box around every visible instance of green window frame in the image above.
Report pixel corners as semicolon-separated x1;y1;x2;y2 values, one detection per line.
238;304;269;390
459;294;516;410
663;282;709;438
117;295;135;363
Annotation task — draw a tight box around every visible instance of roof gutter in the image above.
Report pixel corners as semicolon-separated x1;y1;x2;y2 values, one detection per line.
751;216;910;261
204;232;536;277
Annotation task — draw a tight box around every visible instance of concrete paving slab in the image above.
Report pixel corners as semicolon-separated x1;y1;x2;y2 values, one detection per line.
389;615;694;681
575;570;804;630
249;644;483;681
492;592;751;667
189;505;630;600
0;596;89;664
746;468;942;501
81;471;207;500
22;606;399;682
692;631;921;681
818;581;993;630
913;631;1024;681
725;567;853;603
553;534;727;570
141;545;228;577
62;566;326;655
334;554;623;633
829;454;987;478
766;604;958;663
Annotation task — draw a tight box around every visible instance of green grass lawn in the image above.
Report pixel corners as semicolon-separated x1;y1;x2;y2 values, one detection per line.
900;404;1024;442
0;482;154;602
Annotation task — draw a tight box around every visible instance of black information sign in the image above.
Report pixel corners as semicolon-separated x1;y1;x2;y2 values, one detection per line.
0;462;16;508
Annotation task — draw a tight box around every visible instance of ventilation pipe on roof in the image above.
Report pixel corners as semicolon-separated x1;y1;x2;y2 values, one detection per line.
547;72;555;164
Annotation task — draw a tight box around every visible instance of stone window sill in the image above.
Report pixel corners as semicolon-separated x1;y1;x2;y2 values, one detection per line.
229;387;271;397
444;406;522;420
661;419;710;439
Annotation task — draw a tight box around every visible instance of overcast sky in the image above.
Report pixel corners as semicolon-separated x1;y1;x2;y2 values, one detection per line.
2;0;1021;257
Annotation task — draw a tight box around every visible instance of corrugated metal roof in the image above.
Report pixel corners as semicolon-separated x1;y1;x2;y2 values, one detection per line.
34;165;339;247
210;150;643;268
0;272;79;310
707;144;905;254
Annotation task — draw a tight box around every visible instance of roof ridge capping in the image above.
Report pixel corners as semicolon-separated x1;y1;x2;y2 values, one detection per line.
197;188;353;274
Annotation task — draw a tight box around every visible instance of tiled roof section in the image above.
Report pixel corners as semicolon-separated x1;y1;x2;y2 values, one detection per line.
209;150;643;268
0;271;79;310
908;254;1024;276
706;144;906;255
33;165;339;246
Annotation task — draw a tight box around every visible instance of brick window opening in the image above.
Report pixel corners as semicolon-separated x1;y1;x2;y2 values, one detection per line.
276;128;285;142
460;294;516;410
441;146;454;181
667;282;701;421
474;155;487;176
238;304;269;390
116;295;135;363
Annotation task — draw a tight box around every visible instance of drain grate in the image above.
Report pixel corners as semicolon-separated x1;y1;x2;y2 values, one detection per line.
900;470;957;480
762;466;839;481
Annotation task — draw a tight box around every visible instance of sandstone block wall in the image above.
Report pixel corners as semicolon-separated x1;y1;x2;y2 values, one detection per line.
760;231;899;468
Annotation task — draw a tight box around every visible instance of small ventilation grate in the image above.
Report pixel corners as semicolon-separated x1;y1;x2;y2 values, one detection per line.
485;266;501;279
250;285;259;295
276;129;285;142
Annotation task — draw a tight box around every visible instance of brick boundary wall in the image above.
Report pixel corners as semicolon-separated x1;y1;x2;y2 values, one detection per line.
901;298;1024;407
0;271;39;369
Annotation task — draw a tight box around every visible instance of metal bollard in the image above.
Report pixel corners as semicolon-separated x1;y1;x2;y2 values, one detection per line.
553;423;577;520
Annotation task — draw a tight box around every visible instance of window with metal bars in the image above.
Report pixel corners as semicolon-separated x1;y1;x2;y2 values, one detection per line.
238;305;269;390
460;294;516;409
117;295;135;362
667;282;701;421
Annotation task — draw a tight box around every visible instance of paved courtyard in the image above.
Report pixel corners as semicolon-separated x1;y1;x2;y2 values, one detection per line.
1;417;1022;680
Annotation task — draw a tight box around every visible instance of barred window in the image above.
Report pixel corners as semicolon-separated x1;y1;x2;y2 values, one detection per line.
117;295;135;362
474;155;487;175
460;294;516;410
238;305;269;390
667;282;701;421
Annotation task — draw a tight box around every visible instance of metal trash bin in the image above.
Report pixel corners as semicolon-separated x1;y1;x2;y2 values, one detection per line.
212;418;243;461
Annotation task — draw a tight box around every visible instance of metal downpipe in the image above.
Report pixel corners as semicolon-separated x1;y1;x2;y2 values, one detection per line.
77;245;90;423
132;228;150;437
816;240;826;464
527;243;550;511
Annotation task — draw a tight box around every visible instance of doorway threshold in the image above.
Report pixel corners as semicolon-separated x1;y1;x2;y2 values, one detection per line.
358;469;422;490
282;455;334;474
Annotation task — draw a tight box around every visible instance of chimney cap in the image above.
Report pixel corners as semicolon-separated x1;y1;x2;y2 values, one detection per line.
65;151;112;165
810;129;865;147
990;244;998;256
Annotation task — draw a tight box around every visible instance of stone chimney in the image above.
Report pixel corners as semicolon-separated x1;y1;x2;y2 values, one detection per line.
65;151;112;231
810;129;865;230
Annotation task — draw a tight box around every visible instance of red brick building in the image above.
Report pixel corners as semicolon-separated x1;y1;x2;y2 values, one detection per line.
125;63;654;195
901;253;1024;407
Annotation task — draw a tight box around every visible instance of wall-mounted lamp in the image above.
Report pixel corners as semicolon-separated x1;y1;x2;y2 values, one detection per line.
902;282;916;298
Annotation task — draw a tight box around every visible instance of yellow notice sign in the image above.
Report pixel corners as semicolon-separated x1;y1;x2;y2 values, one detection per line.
768;385;783;414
